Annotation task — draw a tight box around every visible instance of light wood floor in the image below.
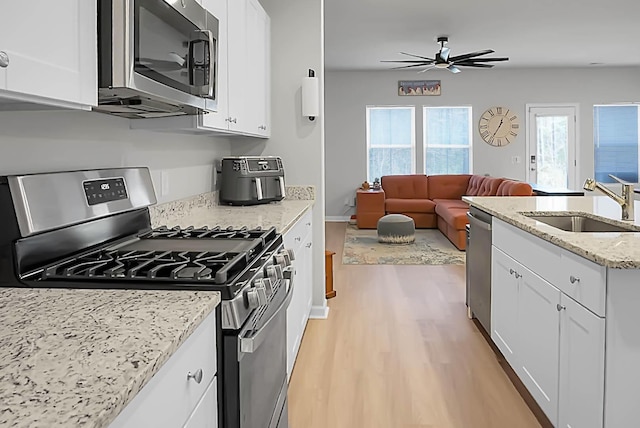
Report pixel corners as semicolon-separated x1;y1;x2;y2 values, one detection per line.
287;222;541;428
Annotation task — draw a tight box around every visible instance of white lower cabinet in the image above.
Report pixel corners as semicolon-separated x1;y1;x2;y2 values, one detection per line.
109;311;218;428
558;294;605;428
284;209;313;380
492;218;605;428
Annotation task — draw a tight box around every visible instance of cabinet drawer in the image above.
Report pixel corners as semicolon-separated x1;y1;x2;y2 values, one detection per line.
284;209;312;251
109;312;217;428
183;376;218;428
558;251;606;316
493;219;561;285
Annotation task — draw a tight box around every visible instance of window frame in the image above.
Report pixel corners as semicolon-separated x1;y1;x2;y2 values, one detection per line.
422;105;473;175
365;105;416;181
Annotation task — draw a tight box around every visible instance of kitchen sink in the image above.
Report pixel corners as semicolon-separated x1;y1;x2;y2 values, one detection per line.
522;213;640;233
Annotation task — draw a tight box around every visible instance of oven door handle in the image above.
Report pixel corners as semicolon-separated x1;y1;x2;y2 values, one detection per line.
238;268;295;358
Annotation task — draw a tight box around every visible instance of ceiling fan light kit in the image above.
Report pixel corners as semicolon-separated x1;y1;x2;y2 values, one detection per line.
382;36;509;73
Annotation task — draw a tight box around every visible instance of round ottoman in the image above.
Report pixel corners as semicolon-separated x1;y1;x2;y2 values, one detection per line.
377;214;415;244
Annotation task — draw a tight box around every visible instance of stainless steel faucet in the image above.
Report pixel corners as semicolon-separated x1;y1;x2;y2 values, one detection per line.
583;174;635;221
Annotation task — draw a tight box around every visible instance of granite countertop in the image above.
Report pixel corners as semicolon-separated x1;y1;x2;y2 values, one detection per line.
151;199;314;234
464;195;640;268
0;288;220;428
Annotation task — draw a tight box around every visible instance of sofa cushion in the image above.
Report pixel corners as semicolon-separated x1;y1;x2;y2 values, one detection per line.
432;199;469;210
496;180;533;196
478;177;504;196
386;198;436;214
465;175;485;196
427;174;471;200
381;175;429;199
435;206;469;230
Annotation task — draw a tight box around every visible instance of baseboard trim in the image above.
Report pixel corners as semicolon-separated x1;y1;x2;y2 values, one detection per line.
310;305;330;319
325;216;350;222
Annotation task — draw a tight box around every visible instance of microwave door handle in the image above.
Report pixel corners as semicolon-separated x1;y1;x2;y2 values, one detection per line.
255;177;263;200
197;29;215;98
278;176;285;198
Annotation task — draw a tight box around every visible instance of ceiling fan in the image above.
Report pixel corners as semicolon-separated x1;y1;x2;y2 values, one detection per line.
382;36;509;73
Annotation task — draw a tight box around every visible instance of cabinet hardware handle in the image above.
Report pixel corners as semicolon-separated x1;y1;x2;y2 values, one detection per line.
295;236;301;242
509;268;515;275
569;275;580;284
0;51;8;68
305;243;312;248
187;368;203;384
306;222;311;226
232;118;237;123
514;272;521;279
557;304;566;311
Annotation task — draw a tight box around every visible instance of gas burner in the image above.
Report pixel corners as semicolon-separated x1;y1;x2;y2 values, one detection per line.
43;250;249;284
148;225;265;240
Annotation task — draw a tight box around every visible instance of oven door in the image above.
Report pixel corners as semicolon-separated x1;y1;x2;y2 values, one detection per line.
224;272;294;428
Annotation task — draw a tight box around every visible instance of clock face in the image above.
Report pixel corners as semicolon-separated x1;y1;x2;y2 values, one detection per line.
479;106;520;147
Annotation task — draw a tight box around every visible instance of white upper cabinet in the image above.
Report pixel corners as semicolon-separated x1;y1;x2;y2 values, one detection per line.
135;0;270;138
0;0;97;109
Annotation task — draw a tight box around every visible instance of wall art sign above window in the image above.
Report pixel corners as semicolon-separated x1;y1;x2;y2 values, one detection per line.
398;80;441;96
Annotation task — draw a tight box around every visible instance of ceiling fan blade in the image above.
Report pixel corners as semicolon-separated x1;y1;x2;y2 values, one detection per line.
417;65;437;73
447;65;461;74
399;52;436;61
390;63;435;70
458;57;509;63
381;60;435;64
455;62;494;68
440;47;450;62
448;49;494;62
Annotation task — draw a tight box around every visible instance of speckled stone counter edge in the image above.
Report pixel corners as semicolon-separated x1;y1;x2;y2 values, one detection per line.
149;186;315;227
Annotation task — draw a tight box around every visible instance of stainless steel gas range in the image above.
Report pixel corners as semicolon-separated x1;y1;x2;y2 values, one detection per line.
0;167;292;428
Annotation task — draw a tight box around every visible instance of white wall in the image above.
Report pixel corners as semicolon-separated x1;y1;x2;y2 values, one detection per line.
242;0;327;316
0;110;231;204
325;67;640;217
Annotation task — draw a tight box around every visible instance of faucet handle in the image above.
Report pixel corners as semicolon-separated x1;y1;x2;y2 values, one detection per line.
608;174;633;186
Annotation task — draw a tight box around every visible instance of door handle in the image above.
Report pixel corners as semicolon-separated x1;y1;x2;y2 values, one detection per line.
255;177;263;200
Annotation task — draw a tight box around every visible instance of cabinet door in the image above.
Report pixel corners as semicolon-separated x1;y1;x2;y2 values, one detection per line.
201;0;230;131
0;0;96;107
244;0;270;137
558;295;605;428
491;247;520;365
227;0;250;133
517;267;561;426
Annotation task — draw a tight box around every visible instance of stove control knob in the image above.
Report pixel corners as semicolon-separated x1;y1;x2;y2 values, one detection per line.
246;285;268;309
262;277;274;295
245;288;261;309
253;277;273;296
265;265;283;281
284;248;295;262
274;254;288;266
254;283;268;305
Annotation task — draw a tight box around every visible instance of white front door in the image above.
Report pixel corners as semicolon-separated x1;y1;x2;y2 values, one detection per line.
527;105;578;189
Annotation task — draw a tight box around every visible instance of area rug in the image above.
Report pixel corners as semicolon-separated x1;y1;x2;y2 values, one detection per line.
342;224;465;265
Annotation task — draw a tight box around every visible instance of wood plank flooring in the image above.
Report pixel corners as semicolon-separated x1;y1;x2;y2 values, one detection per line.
287;222;541;428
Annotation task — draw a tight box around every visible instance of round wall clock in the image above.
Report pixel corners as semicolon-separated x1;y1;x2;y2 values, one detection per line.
479;106;520;147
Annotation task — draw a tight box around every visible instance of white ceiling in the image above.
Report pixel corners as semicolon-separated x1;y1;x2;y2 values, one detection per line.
324;0;640;71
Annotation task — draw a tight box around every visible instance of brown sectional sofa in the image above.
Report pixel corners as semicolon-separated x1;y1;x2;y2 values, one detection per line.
378;174;533;250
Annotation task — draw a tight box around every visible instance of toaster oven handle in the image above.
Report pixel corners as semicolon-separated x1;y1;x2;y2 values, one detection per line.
255;177;263;200
278;176;286;198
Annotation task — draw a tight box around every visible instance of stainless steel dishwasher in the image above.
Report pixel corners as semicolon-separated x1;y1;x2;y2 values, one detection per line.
466;206;493;334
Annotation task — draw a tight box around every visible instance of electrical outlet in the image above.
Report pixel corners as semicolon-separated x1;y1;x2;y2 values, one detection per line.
350;197;356;207
161;171;170;196
344;197;350;206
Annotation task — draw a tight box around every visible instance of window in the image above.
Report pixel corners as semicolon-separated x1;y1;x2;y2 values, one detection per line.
423;106;472;175
594;104;640;183
366;106;415;182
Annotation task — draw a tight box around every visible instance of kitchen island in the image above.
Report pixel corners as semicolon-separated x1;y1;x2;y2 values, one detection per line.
0;288;220;428
464;195;640;428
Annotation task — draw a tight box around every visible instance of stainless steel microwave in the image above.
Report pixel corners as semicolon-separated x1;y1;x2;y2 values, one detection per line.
97;0;218;118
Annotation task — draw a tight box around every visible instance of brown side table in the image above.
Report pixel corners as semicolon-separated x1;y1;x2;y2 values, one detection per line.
356;188;385;229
